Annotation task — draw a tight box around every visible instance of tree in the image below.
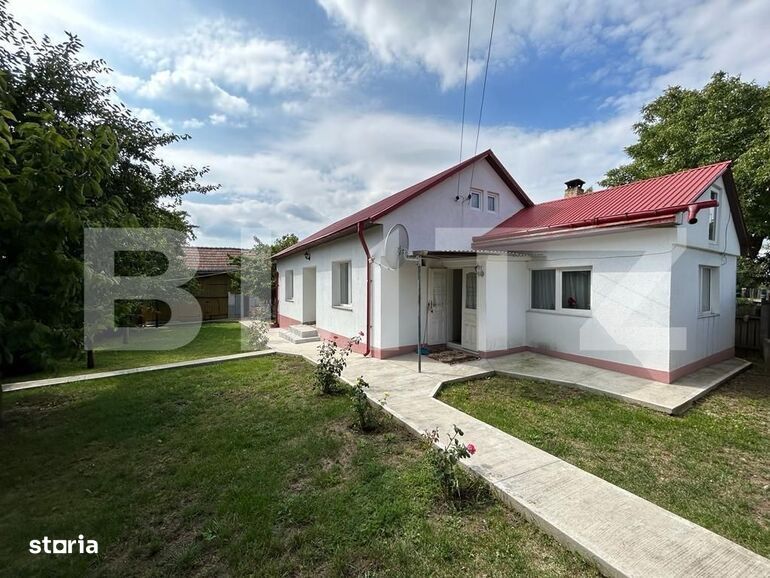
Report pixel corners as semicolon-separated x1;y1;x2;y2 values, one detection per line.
602;72;770;284
0;1;218;377
229;234;299;320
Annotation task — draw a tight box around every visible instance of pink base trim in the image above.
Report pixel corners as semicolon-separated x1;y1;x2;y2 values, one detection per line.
277;315;734;383
668;347;734;382
277;313;301;328
527;347;671;382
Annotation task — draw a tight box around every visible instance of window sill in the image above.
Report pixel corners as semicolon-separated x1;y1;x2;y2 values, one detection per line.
527;308;592;318
285;299;294;303
332;304;353;311
698;312;720;319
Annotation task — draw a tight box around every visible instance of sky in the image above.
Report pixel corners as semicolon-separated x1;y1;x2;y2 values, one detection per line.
9;0;770;247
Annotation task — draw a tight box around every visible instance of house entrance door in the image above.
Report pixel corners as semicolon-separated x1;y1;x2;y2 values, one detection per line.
461;268;478;350
426;268;447;345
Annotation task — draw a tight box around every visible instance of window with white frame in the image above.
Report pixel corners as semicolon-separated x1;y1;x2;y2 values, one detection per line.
486;192;498;213
285;270;294;301
333;261;352;307
469;189;481;209
708;190;719;242
562;270;591;310
700;266;719;314
531;268;591;312
531;269;556;310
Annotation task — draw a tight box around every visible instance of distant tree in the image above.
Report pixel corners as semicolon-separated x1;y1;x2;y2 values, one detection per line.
230;234;299;319
0;1;218;378
602;72;770;286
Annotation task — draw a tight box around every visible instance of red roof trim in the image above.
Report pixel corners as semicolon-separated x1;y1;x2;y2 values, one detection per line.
474;161;751;254
273;150;533;259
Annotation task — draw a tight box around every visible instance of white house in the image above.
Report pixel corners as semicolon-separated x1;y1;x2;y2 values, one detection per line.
273;150;749;383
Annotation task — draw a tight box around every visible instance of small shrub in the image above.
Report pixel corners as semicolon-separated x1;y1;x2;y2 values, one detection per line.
351;377;379;432
246;320;270;350
314;333;362;394
423;425;478;502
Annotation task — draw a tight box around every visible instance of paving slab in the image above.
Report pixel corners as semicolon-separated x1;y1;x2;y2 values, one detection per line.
266;330;769;577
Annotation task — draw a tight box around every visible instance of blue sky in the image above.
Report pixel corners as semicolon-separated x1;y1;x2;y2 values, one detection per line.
10;0;770;246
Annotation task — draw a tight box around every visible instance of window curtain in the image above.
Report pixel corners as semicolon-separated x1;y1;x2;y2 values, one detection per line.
339;262;350;305
700;267;711;312
562;270;590;309
531;269;555;309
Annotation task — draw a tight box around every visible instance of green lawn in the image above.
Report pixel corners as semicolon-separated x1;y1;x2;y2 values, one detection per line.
2;322;251;384
438;362;770;558
0;355;596;577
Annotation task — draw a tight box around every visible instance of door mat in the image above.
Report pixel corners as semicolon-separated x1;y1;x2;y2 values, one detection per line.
428;349;479;364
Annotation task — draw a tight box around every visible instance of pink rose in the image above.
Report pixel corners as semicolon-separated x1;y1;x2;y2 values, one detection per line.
466;443;476;455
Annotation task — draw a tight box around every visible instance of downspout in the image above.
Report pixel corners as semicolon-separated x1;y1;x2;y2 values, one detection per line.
357;222;372;357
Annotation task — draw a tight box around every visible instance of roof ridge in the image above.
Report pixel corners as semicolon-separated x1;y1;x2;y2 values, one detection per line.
185;246;243;250
532;160;732;207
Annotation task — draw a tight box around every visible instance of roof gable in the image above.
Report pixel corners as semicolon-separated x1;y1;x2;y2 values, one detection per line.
274;150;532;259
474;161;749;253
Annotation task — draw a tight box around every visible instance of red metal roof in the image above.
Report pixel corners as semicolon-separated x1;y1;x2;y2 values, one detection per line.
474;161;749;248
273;149;533;259
183;246;242;273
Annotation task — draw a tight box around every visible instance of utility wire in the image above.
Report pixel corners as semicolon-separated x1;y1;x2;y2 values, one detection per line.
456;0;474;201
467;0;498;197
473;0;497;157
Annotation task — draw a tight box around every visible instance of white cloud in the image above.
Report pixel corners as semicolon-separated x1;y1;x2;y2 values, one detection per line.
319;0;770;97
168;109;634;245
208;113;228;126
118;18;362;117
131;107;173;132
181;118;205;130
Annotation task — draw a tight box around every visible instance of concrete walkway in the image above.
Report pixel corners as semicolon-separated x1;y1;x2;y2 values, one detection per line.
267;331;769;578
1;350;275;393
487;351;751;415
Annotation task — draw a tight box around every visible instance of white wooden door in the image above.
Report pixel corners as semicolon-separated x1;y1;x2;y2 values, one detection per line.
427;268;447;345
461;268;478;350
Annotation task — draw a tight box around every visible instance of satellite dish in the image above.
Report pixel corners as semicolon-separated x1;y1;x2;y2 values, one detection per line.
382;224;410;269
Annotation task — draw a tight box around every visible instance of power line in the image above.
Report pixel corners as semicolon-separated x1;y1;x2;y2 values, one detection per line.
467;0;498;197
456;0;474;201
459;0;473;161
473;0;497;157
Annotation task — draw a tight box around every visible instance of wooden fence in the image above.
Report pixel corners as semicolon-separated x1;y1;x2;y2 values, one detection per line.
735;300;769;351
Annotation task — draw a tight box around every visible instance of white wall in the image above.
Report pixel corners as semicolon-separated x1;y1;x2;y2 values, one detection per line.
378;158;526;252
516;229;677;372
276;227;382;346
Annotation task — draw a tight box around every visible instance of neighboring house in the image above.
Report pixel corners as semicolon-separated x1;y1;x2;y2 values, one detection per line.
273;150;749;383
143;247;247;323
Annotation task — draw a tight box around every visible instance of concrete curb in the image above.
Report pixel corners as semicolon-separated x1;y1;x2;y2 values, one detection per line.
2;350;276;393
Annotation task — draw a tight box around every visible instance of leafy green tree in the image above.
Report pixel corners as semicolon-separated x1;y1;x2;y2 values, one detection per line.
602;72;770;284
0;1;217;377
229;234;299;319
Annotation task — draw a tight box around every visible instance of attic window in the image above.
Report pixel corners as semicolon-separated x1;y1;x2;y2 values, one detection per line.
486;192;498;213
708;190;719;242
469;189;481;209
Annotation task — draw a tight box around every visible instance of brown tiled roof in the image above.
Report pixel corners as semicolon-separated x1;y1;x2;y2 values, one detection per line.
183;246;242;273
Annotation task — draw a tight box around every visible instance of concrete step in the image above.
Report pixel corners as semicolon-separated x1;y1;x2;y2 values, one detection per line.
278;329;320;344
288;324;319;339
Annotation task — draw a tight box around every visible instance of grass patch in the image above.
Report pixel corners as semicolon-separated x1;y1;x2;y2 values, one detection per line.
0;355;596;576
438;361;770;557
2;322;252;384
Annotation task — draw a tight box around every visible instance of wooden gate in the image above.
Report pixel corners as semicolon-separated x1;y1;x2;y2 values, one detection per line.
735;301;769;351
